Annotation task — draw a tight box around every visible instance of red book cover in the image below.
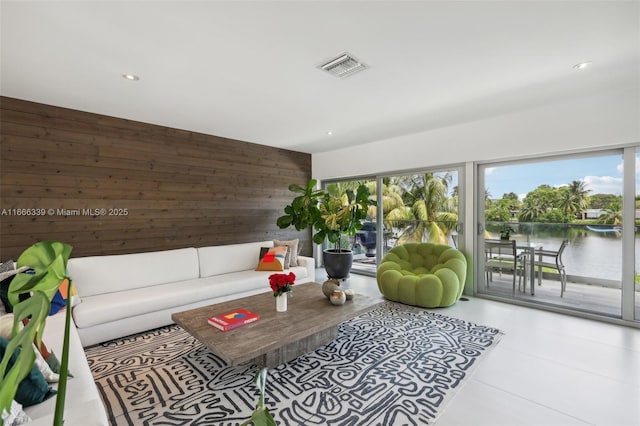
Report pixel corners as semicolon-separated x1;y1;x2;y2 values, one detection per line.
207;308;260;331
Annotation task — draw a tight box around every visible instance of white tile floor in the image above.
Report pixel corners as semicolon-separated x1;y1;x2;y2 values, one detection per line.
317;270;640;426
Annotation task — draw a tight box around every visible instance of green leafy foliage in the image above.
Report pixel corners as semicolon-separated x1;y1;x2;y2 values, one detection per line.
588;193;621;210
499;223;515;238
276;180;323;231
0;241;73;425
277;179;375;251
240;368;276;426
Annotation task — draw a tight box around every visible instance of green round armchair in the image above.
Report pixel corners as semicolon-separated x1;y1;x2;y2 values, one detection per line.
376;243;467;308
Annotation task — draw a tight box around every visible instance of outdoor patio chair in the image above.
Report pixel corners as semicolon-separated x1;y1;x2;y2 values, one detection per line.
535;239;568;297
485;239;527;296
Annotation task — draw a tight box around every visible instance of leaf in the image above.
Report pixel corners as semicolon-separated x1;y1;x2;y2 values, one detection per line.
0;291;49;418
248;407;277;426
10;241;72;307
276;215;292;228
0;241;72;424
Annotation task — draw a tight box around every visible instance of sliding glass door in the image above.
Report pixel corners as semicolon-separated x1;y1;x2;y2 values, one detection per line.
478;149;639;321
323;178;378;276
379;170;461;252
323;165;465;277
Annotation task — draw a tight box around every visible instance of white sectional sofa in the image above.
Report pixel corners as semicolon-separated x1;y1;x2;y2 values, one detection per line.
24;311;108;425
14;240;312;425
67;240;314;347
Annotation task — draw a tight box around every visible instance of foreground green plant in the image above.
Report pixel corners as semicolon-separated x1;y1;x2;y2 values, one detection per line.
0;241;73;426
240;368;276;426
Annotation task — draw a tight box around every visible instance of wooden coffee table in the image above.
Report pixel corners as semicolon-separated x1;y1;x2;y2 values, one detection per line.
171;282;383;368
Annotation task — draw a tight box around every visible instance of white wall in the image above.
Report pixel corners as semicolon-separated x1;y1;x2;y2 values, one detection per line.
312;86;639;179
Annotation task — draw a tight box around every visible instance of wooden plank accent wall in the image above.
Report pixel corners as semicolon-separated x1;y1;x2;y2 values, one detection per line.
0;97;312;260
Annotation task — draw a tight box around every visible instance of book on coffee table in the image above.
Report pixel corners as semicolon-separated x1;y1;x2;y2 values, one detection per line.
207;308;259;331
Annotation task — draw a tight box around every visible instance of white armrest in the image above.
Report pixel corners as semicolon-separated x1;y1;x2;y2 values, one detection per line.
296;255;315;281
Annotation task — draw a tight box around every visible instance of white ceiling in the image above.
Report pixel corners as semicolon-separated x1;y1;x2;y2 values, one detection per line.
1;1;638;154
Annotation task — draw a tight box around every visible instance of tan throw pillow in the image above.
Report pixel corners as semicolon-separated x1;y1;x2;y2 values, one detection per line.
256;246;288;271
274;239;299;268
0;313;14;338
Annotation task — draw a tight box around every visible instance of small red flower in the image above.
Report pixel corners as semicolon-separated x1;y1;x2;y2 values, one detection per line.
268;272;296;297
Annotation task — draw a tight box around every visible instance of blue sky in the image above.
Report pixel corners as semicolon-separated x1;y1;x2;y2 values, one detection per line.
485;155;628;200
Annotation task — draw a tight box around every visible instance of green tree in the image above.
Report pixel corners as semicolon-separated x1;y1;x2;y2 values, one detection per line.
391;173;457;244
486;205;511;222
598;201;622;225
484;189;493;209
502;192;520;202
588;193;621;209
518;185;560;222
559;180;589;217
537;209;574;223
487;193;519;222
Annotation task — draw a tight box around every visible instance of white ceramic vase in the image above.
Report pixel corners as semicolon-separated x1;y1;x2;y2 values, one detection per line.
276;293;288;312
329;289;346;305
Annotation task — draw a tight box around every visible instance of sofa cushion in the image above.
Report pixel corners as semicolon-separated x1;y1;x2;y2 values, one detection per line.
49;278;81;316
24;311;108;423
198;241;273;277
0;313;14;337
255;246;288;271
67;247;200;297
73;264;310;330
274;239;299;267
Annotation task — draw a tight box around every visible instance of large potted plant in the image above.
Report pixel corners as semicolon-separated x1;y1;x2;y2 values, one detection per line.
277;179;375;279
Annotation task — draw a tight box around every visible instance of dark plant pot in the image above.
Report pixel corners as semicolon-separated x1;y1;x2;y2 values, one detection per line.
323;249;353;279
500;235;510;240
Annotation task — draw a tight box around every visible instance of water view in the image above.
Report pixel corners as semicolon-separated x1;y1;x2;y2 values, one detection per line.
491;224;625;282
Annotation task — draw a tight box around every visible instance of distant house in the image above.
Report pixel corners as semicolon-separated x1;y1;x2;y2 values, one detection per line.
579;209;640;220
581;209;604;220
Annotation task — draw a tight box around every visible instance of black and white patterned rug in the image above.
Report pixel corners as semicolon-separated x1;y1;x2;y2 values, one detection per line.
85;301;503;426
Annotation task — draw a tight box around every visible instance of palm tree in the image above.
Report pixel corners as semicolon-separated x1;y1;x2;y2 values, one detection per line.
366;179;404;221
598;201;622;225
518;202;547;222
560;180;590;216
325;181;362;198
392;173;457;245
365;178;409;249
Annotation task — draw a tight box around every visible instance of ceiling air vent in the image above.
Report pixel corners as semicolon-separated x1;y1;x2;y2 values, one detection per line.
318;52;368;78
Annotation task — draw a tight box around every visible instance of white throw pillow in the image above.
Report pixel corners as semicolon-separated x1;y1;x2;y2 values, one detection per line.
0;313;14;338
33;345;60;383
1;400;32;425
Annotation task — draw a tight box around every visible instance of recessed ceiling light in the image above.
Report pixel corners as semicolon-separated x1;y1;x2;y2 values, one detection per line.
573;62;592;70
122;73;140;81
327;131;333;136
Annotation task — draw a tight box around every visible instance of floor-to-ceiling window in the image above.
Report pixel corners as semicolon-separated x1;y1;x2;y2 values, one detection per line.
323;165;465;277
477;149;640;321
322;178;378;275
379;170;460;251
